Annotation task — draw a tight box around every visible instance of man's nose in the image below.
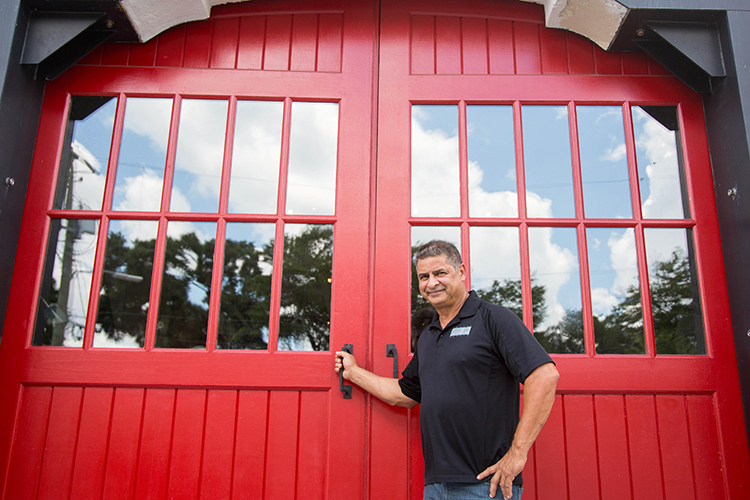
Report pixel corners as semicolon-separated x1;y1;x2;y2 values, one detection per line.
427;274;440;288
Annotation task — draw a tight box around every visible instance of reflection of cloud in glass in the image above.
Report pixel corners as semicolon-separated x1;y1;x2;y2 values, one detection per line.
114;170;164;212
122;98;172;152
469;227;520;291
70;140;106;210
587;228;639;318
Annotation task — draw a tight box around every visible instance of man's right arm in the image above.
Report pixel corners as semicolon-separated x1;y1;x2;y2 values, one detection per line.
335;351;418;408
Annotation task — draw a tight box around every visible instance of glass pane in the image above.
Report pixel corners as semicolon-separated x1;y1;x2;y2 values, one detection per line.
170;99;228;213
467;105;518;217
53;96;117;211
154;221;217;349
577;106;633;218
411;105;460;217
470;227;522;320
32;218;100;346
94;220;158;348
586;227;645;354
286;102;338;215
410;226;461;349
522;106;575;218
278;224;333;351
528;227;584;354
112;98;172;212
229;101;284;214
644;228;705;354
217;223;275;350
633;106;689;219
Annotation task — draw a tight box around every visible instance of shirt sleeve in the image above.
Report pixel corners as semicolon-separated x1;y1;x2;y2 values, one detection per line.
398;345;422;403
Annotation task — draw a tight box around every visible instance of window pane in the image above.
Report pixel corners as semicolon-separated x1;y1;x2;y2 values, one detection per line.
53;96;116;211
171;99;228;213
229;101;284;214
154;222;217;349
467;105;518;217
528;227;584;354
577;106;632;218
470;227;522;320
217;223;275;350
586;227;645;354
94;220;158;348
410;226;461;349
522;106;575;218
411;105;460;217
644;228;705;354
33;218;100;346
112;98;172;212
277;224;333;351
286;102;338;215
633;106;689;219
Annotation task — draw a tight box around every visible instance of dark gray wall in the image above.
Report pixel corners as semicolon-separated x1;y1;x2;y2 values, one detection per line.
0;1;46;338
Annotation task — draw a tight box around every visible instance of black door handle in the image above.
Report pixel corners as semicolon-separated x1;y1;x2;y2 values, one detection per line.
386;344;398;378
340;344;353;399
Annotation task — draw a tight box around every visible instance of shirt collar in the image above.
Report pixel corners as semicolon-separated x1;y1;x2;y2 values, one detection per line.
425;290;480;333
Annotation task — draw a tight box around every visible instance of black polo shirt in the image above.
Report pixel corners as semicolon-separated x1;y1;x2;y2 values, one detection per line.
399;291;553;486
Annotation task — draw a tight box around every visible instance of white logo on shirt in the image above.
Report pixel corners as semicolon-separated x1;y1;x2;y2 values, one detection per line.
450;326;472;337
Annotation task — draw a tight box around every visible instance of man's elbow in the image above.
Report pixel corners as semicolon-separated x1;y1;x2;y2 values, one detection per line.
533;362;559;390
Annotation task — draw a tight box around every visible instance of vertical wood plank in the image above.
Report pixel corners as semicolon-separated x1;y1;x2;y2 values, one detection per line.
513;22;542;74
686;395;723;499
534;394;567;498
184;20;213;68
69;387;114;500
487;19;514;75
411;15;435;75
101;43;130;66
133;389;176;500
210;18;240;69
5;386;52;499
290;14;318;72
157;25;186;67
566;32;594;74
524;442;537;500
461;17;488;75
264;15;293;71
656;395;696;500
647;55;672;75
625;395;664;500
621;51;649;75
317;13;343;72
233;390;269;500
565;395;600;500
593;45;622;75
296;391;328;498
409;408;424;500
199;390;237;500
36;386;83;500
595;395;632;500
237;15;266;70
264;391;299;500
435;16;461;74
101;388;144;500
167;389;207;500
540;27;568;74
129;38;158;67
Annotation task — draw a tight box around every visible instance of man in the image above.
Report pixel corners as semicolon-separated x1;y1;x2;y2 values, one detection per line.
335;240;558;500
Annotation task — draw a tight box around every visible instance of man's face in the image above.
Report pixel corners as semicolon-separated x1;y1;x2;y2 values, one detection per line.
416;255;467;311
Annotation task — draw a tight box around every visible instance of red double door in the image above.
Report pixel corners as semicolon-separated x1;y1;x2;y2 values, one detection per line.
1;0;749;499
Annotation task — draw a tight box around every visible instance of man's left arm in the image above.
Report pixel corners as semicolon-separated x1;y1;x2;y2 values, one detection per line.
477;362;559;499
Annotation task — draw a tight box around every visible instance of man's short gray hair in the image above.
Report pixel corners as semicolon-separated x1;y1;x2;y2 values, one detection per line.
412;240;462;270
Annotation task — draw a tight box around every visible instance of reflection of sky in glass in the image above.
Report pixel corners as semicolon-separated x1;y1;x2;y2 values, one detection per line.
523;106;575;218
56;97;117;211
633;107;687;219
411;105;460;217
171;99;228;213
467;105;517;217
469;226;520;291
528;227;581;330
577;106;632;218
94;219;158;348
586;227;640;318
33;219;100;347
229;100;284;214
286;102;339;215
411;226;461;250
112;98;172;212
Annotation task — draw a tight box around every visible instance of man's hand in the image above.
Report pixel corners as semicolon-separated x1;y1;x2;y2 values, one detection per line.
477;447;526;499
333;350;418;408
334;351;358;380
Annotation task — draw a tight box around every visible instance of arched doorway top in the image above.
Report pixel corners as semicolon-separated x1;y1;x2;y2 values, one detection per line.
120;0;627;49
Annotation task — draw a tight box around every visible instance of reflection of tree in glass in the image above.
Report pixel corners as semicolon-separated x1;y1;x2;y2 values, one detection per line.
276;225;333;351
